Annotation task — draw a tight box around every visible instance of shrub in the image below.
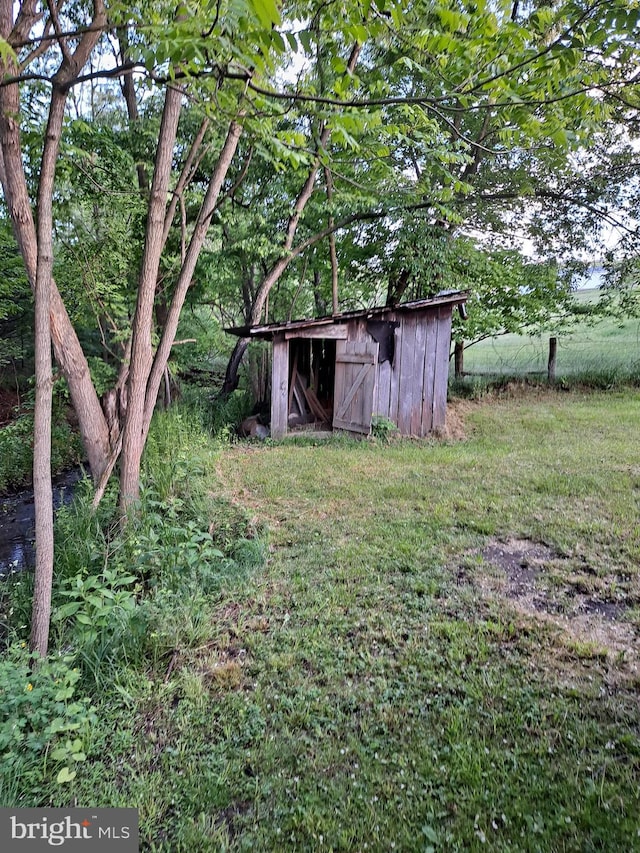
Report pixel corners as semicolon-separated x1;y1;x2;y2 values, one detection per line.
0;416;33;493
43;405;267;681
0;413;82;494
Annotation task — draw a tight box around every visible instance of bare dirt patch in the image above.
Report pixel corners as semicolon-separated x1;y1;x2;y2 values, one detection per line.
440;398;470;441
474;536;639;684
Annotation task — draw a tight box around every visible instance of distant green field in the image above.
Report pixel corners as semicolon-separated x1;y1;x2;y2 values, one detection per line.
459;289;640;380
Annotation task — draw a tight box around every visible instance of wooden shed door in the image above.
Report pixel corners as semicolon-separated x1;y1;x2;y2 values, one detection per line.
333;341;378;434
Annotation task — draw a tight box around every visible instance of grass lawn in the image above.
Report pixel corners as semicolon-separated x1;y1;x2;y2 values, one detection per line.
33;388;640;851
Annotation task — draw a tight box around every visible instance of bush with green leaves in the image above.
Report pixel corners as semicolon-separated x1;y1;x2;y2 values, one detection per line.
53;568;139;647
371;415;399;443
0;406;82;494
0;644;96;799
0;416;33;493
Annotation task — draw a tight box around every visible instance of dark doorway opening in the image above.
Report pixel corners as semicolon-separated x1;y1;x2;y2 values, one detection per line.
287;338;336;430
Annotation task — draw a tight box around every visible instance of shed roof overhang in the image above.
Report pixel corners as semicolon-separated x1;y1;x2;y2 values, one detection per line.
225;291;468;341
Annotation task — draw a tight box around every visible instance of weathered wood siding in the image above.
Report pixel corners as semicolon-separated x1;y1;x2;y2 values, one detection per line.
271;332;289;439
333;340;379;434
431;307;453;430
366;305;453;437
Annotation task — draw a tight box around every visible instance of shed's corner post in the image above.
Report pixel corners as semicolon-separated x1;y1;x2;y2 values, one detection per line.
271;332;289;439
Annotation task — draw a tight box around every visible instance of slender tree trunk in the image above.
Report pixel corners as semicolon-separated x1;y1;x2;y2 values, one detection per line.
94;118;238;511
30;91;67;658
27;0;106;648
120;116;243;514
0;121;109;481
119;83;184;514
118;28;149;195
324;166;339;314
142;120;243;437
161;117;210;248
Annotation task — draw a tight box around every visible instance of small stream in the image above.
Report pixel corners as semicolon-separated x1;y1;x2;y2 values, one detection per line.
0;468;83;577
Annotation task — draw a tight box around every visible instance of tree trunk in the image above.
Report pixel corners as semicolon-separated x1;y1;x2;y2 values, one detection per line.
120;83;184;515
30;91;67;658
25;0;107;648
120;115;243;514
221;337;251;395
141;120;243;438
118;28;149;194
0;7;111;484
324;166;339;314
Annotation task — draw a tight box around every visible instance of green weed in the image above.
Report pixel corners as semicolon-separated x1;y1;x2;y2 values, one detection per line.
0;389;83;494
0;644;96;798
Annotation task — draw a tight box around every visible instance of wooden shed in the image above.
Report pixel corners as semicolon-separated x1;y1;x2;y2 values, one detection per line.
227;291;468;439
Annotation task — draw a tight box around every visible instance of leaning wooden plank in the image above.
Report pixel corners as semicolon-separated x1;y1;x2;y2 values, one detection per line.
304;387;329;422
294;374;309;413
288;350;299;414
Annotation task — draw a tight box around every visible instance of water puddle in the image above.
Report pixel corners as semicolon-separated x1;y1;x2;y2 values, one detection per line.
0;468;83;576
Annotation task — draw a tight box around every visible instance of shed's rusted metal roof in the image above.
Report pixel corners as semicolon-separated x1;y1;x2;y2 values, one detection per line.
225;291;468;339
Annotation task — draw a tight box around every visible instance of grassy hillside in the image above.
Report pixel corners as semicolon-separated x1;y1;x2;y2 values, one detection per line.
460;289;640;381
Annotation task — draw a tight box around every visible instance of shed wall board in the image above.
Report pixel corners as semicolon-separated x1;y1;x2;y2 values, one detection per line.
410;312;428;436
432;308;453;429
271;333;289;439
421;311;438;435
388;324;402;426
353;318;368;344
375;351;392;419
397;312;417;434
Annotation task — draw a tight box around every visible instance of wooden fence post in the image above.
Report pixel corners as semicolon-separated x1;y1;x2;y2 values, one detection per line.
454;340;464;378
548;336;557;382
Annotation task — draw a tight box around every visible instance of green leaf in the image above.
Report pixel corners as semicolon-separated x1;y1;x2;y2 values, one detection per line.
298;29;314;53
57;766;77;784
249;0;281;29
53;602;82;620
50;747;69;761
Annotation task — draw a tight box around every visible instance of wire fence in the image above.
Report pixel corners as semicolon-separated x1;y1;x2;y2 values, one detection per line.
456;321;640;380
